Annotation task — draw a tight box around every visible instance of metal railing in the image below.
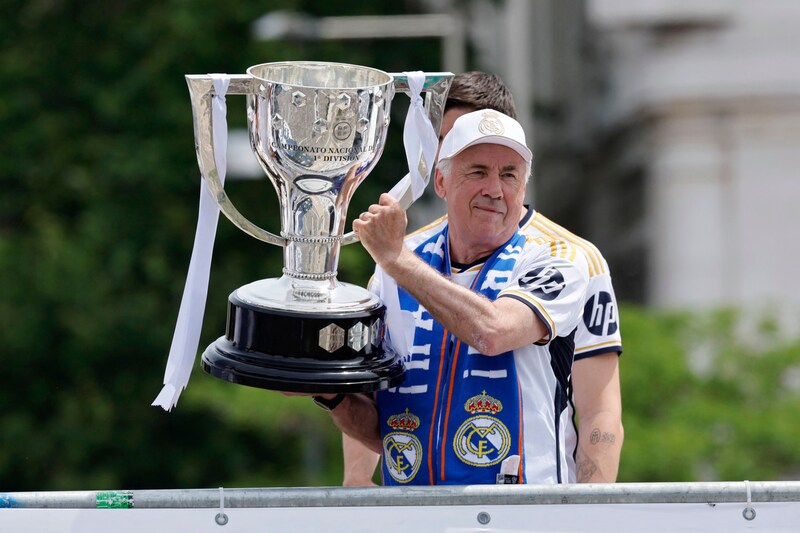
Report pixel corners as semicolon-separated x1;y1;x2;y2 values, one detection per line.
3;481;799;509
3;482;800;532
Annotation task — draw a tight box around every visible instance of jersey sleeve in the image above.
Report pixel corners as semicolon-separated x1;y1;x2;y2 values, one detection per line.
573;261;622;359
498;238;590;343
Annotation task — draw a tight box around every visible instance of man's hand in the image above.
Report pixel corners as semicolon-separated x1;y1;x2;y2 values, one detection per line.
352;193;407;269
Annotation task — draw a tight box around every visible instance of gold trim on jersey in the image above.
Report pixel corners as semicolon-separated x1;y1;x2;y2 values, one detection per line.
525;214;607;278
575;339;622;353
527;235;578;263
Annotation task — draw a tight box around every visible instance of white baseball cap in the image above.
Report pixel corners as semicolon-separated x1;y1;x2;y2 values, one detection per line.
437;109;532;164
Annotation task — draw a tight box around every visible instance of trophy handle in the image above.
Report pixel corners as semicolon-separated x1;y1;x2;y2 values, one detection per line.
187;72;452;248
186;74;287;247
339;72;452;246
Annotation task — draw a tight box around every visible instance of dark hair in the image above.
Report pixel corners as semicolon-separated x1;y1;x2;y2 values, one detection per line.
445;71;517;119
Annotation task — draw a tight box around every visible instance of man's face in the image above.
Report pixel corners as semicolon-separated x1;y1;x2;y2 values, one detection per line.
434;143;527;262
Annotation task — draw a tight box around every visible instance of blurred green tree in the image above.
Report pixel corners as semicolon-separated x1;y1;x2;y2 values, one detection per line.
617;306;800;482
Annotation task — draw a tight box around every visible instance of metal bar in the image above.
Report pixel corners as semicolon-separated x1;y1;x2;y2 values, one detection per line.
316;14;461;40
3;482;800;509
251;12;466;73
315;15;466;72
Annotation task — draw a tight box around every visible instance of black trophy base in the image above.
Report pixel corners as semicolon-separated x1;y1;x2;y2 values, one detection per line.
200;291;405;394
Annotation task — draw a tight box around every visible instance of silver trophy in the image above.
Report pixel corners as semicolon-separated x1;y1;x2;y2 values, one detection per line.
186;61;451;392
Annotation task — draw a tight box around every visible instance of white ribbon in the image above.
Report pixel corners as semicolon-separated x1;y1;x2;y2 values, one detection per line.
388;72;439;208
152;74;230;411
381;72;438;360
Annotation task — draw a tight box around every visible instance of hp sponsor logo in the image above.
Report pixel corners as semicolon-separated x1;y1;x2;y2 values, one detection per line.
519;267;565;301
583;291;617;336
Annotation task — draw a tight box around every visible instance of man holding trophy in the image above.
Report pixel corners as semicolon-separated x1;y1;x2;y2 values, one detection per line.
340;72;624;486
319;109;591;485
156;60;593;485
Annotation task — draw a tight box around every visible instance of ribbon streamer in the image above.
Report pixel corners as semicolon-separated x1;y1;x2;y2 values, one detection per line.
152;74;230;411
381;71;438;360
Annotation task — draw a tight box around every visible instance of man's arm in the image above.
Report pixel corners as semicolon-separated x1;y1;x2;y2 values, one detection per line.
353;194;549;355
385;249;546;355
572;352;624;482
342;433;380;486
317;393;383;455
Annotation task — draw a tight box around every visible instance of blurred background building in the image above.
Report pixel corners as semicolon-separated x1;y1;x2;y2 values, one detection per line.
585;0;800;338
248;0;800;334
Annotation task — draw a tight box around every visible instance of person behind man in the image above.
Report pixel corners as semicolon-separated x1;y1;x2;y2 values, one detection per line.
315;109;591;485
339;72;624;485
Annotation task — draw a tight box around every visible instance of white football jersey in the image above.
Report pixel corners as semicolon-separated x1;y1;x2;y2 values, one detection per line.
374;207;622;483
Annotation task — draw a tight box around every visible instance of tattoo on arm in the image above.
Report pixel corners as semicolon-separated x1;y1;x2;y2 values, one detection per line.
589;428;616;445
576;458;598;482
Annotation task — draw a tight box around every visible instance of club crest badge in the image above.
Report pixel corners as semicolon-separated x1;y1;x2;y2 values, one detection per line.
453;391;511;467
478;111;505;136
383;409;423;483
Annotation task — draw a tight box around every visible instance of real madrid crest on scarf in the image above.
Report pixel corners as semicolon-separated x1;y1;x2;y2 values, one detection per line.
453;391;511;467
383;409;423;483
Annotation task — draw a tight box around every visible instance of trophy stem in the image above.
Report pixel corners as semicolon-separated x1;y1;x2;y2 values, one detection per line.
283;234;343;301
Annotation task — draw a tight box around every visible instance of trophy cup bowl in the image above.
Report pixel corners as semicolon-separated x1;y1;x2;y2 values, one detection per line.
186;62;450;393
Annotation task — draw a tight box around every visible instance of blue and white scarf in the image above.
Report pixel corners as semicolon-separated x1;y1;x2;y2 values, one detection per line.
378;225;529;485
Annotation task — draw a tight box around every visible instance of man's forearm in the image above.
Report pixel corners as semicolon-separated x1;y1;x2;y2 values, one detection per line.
342;433;380;486
384;248;546;355
572;353;623;483
329;394;383;455
575;414;623;482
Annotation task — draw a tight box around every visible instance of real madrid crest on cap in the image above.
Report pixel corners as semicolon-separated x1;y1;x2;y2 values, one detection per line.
478;111;505;136
453;390;511;467
437;109;532;164
383;409;423;483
